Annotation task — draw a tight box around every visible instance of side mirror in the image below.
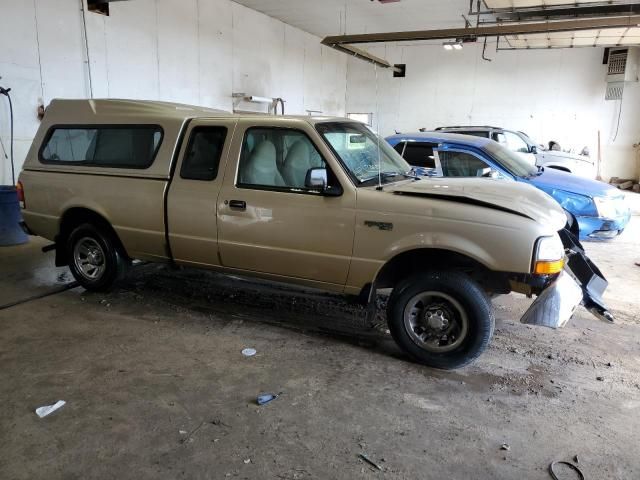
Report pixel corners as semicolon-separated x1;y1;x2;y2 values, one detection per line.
305;167;343;196
530;145;538;154
305;167;328;190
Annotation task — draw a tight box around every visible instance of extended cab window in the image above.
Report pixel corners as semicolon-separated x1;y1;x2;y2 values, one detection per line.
181;127;227;181
40;126;162;168
237;128;326;190
438;150;494;177
402;142;437;168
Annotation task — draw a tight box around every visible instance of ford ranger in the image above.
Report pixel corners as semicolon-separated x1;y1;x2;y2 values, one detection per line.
17;99;612;369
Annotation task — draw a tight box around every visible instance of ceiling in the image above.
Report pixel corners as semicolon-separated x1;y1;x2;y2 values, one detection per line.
233;0;640;53
232;0;470;38
505;27;640;48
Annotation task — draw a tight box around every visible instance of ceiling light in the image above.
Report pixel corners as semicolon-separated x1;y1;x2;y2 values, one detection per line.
443;41;463;50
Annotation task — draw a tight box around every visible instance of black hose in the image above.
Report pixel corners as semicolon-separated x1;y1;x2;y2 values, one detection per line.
7;91;14;186
0;86;14;185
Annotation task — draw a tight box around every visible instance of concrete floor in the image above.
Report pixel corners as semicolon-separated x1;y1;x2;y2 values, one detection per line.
1;212;639;479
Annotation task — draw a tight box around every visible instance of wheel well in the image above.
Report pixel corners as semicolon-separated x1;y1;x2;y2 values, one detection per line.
370;249;509;299
546;165;571;173
56;208;128;266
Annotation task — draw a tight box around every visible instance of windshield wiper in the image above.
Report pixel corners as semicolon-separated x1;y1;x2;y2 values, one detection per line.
360;171;420;184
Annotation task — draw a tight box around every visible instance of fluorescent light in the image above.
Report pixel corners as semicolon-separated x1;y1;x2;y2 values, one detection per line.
443;41;463;51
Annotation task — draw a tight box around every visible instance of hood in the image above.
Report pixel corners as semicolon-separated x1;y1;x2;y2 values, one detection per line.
538;150;593;164
529;168;621;198
389;177;567;230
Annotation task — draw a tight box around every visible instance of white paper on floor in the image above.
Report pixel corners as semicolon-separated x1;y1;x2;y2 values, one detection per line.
35;400;66;418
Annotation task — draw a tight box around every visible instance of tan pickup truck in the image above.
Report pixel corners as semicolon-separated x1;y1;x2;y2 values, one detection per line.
18;99;612;369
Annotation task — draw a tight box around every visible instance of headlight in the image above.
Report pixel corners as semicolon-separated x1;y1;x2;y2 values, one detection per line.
551;189;597;216
534;234;565;275
594;197;618;219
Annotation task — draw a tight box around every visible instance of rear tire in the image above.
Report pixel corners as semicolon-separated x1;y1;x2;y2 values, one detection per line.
66;223;127;292
387;271;494;369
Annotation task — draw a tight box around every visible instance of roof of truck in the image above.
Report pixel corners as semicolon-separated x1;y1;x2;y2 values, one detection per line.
44;99;349;125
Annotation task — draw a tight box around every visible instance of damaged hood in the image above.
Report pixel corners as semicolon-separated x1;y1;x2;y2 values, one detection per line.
389;178;567;230
529;168;621;199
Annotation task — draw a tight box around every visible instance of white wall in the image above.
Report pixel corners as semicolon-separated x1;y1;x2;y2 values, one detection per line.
0;0;347;185
346;42;640;181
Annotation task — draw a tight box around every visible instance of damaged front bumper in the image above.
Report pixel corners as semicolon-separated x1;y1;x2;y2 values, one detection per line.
520;228;614;329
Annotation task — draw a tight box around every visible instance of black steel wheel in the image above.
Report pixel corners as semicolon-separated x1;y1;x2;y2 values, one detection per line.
387;271;494;369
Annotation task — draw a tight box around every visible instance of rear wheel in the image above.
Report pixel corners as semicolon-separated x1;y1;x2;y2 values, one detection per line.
387;271;494;369
66;223;127;291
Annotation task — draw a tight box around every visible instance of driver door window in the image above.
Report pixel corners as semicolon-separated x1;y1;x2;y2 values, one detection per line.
238;128;327;190
437;150;497;177
401;142;437;168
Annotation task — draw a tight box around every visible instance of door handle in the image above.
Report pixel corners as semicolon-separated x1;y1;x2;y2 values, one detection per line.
228;200;246;210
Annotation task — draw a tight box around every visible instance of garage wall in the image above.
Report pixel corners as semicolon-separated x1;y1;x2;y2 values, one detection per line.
0;0;347;185
346;43;640;181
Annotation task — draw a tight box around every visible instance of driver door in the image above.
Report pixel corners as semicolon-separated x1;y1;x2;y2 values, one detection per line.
216;120;356;289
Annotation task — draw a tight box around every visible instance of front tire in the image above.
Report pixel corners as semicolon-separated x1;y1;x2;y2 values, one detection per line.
66;223;127;292
387;271;494;369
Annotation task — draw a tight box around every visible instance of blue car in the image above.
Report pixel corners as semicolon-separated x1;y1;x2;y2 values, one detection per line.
386;132;631;240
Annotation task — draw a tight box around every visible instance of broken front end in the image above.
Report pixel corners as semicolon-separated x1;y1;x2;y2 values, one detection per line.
519;225;614;329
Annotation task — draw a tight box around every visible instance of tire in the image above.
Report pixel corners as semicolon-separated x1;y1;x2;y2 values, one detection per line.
387;271;494;370
66;223;127;292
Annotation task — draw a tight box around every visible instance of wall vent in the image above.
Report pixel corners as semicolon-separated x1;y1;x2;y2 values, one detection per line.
607;49;627;76
605;48;638;101
605;82;624;101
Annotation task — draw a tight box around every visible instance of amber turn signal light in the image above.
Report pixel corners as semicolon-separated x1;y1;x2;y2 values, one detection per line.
534;259;564;275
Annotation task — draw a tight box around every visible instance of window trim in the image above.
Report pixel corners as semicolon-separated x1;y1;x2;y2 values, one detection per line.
38;124;164;169
235;125;342;196
179;125;228;181
392;141;407;157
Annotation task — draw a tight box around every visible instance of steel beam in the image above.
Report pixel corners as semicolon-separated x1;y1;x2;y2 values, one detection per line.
321;15;640;46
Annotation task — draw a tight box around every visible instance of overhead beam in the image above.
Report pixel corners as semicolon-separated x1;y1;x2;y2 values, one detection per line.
331;44;393;69
322;15;640;46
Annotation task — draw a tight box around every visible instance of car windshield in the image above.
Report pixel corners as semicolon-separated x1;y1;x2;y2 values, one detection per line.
316;122;412;186
484;141;538;177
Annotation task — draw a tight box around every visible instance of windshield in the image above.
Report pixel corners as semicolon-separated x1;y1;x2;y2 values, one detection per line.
316;122;412;186
484;141;537;177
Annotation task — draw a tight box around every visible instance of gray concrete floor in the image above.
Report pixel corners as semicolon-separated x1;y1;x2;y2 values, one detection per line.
1;216;639;479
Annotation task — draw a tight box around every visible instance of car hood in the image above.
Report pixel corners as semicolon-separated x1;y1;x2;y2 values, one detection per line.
538;150;593;164
389;178;567;230
528;168;621;198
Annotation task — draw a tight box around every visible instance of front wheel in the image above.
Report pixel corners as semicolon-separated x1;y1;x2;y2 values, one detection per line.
387;271;494;369
66;223;127;292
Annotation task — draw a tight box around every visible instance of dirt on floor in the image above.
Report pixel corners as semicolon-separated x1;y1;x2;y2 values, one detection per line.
1;215;639;480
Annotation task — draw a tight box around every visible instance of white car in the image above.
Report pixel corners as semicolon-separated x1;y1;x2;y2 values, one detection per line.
432;126;596;178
